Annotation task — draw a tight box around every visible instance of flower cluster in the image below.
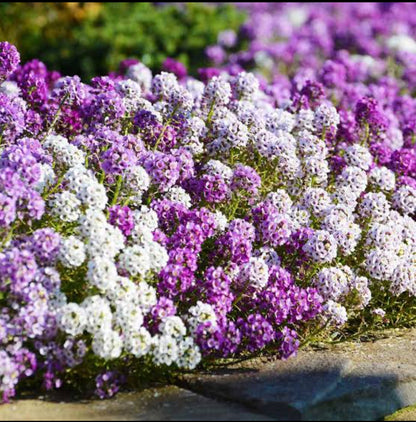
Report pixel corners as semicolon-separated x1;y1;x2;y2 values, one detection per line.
0;4;416;400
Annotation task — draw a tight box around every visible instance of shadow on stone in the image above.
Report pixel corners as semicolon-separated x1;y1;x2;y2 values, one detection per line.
180;352;416;421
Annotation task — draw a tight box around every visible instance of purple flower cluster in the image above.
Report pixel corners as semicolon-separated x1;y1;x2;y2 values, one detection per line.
0;3;416;400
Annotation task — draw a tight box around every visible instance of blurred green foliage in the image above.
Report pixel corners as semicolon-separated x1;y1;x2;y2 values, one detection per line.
0;2;245;80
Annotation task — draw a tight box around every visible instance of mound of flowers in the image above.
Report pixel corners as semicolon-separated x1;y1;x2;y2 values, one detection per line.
0;35;415;402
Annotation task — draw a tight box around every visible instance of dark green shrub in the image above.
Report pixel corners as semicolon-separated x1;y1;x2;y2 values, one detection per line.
0;2;245;80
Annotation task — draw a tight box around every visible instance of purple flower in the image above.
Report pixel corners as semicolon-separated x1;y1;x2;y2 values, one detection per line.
389;148;416;177
252;202;291;248
0;93;26;142
231;164;261;197
0;248;38;296
355;96;387;133
238;313;275;352
162;58;187;80
141;151;180;192
277;327;300;360
0;193;16;227
0;42;20;80
101;143;137;176
29;228;61;264
108;205;134;236
198;173;229;204
95;371;126;400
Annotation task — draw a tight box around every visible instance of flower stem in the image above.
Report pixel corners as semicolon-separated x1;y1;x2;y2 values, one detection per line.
110;175;123;206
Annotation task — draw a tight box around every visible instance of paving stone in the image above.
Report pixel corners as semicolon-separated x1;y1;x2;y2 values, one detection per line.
0;386;274;421
384;404;416;421
181;328;416;421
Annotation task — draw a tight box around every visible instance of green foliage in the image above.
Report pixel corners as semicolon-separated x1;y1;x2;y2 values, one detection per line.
0;2;245;81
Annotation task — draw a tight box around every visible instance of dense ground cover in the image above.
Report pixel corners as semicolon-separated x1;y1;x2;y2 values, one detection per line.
0;2;415;403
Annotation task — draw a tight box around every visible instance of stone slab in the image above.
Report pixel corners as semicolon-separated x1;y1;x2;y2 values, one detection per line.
385;404;416;421
181;328;416;421
0;386;274;421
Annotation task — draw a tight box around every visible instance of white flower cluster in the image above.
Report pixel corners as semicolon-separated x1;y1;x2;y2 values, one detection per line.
239;256;269;289
50;147;201;369
44;135;86;168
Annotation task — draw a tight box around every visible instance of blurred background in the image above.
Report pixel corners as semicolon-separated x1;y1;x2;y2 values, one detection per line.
0;2;246;80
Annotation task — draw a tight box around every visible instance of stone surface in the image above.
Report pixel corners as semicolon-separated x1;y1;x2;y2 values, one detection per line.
384;404;416;421
180;328;416;421
0;386;274;421
3;329;416;421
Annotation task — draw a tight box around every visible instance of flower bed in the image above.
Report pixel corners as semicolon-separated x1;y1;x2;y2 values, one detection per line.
0;3;415;402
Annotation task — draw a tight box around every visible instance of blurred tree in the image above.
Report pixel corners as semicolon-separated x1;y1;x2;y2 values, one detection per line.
0;2;245;80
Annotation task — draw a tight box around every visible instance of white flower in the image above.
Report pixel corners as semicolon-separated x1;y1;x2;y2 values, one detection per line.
295;109;315;132
146;240;169;273
49;191;81;223
314;267;350;301
106;276;139;304
387;34;416;54
333;222;361;255
238;257;269;289
331;185;359;210
313;103;339;131
359;192;390;222
133;206;159;231
76;179;107;210
302;156;330;185
393;185;416;215
344;144;372;171
59;236;86;268
253;246;281;268
290;205;311;229
338;166;368;195
81;295;113;334
369;166;396;191
124;165;150;194
165;186;192;208
79;212;125;259
56;303;87;337
44;135;86;167
266;190;293;214
266;109;295;134
302;187;333;218
126;63;153;92
390;262;416;296
322;205;353;232
151;334;179;366
187;301;217;334
92;329;123;361
152;71;179;99
159;316;187;338
34;163;55;193
115;79;142;113
233;71;259;100
350;275;372;308
124;327;152;358
365;248;399;280
0;81;20;98
86;257;118;292
114;301;144;333
118;245;151;277
203;75;231;105
136;282;157;313
297;130;327;158
213;210;228;232
323;300;348;326
303;230;337;263
204;159;233;181
365;223;402;251
177;337;201;370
